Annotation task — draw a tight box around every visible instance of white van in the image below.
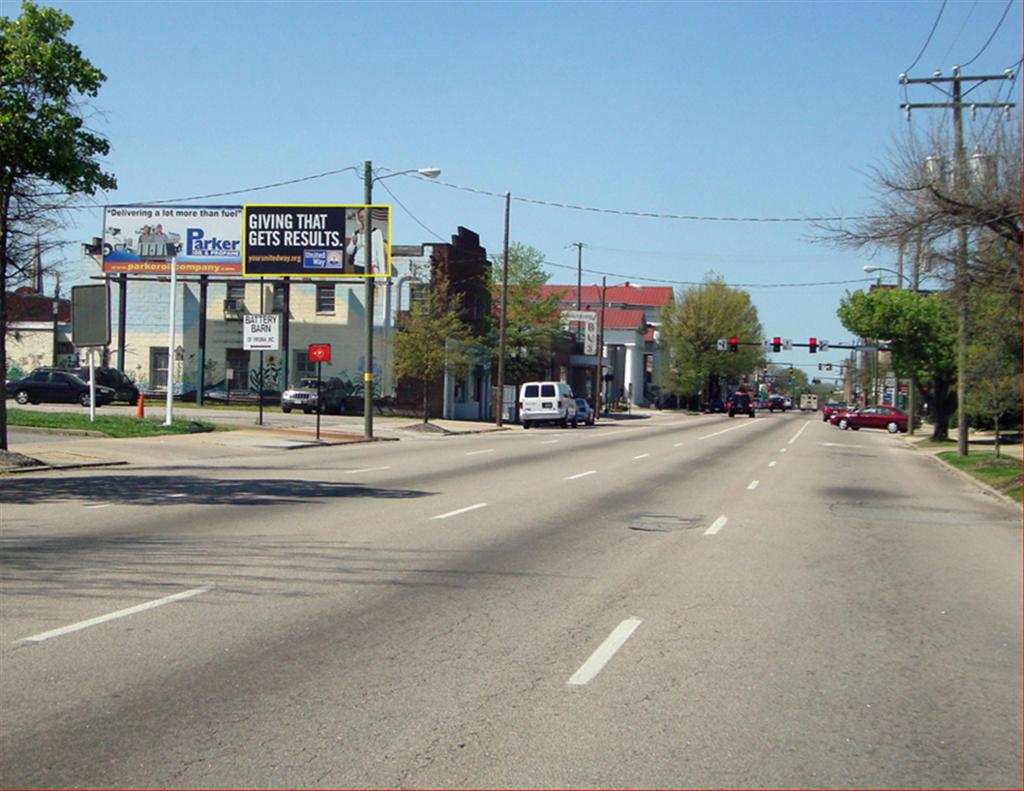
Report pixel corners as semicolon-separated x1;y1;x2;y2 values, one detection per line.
518;381;578;428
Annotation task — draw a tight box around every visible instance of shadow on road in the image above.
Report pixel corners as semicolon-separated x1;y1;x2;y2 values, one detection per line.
0;475;433;507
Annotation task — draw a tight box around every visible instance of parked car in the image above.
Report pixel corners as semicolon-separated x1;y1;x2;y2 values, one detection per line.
203;380;280;405
704;398;726;413
767;395;789;412
281;378;345;414
519;381;578;428
574;397;595;426
832;406;859;427
728;390;755;418
8;368;115;407
822;401;847;422
842;404;915;433
71;366;140;404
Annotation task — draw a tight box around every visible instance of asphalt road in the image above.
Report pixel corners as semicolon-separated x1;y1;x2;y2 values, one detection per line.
1;411;1020;789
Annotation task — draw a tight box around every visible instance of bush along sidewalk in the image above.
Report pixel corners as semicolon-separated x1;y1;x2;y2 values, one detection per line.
936;451;1023;504
7;409;218;438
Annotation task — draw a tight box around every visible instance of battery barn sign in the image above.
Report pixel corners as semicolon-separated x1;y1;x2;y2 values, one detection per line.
242;204;391;278
102;205;243;274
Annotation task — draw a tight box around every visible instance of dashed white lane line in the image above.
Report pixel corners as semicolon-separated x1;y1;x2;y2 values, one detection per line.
673;442;684;447
86;503;113;509
768;460;777;467
698;421;758;441
747;480;759;490
704;515;728;535
780;448;788;453
344;466;392;474
633;454;650;460
432;502;488;520
566;470;597;480
16;586;213;645
788;421;812;445
465;449;494;456
541;440;560;445
567;617;643;686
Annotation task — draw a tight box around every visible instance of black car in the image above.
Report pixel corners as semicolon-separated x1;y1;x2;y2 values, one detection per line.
8;368;115;407
727;391;755;418
766;394;789;412
704;398;726;413
71;367;140;404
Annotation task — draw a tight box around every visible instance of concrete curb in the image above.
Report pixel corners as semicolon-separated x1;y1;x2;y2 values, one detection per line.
1;460;129;475
9;425;107;437
917;451;1022;510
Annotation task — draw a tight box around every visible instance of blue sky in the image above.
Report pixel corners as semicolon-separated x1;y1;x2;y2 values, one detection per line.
12;0;1022;380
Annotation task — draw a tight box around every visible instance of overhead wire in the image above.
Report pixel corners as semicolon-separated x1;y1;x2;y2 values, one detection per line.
904;0;948;73
960;0;1014;68
937;0;978;70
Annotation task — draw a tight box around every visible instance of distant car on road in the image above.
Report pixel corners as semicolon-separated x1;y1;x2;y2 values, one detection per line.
8;368;115;407
281;378;345;414
519;381;578;428
767;395;789;412
842;404;914;433
728;390;755;418
574;398;595;425
704;398;726;413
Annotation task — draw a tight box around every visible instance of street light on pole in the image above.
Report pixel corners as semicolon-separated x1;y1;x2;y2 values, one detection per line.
361;162;441;438
862;265;912;287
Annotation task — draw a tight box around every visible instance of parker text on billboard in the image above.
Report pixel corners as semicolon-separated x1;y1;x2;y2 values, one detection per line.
242;204;391;278
102;205;243;274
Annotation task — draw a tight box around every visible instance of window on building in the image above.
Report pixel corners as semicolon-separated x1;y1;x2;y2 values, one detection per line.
293;350;316;381
316;284;335;313
226;348;249;389
150;347;169;389
273;283;288;313
226;281;246;301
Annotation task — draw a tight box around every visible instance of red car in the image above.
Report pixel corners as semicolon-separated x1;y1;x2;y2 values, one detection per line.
829;406;857;427
841;404;912;433
821;401;847;422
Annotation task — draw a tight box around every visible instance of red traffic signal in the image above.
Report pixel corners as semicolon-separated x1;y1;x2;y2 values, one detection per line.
728;336;739;353
772;336;781;352
809;337;817;353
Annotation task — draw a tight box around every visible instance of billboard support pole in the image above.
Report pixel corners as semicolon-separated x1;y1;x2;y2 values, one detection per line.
364;161;374;439
164;255;177;426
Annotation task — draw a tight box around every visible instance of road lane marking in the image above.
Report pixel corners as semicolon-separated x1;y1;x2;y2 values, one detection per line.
567;617;643;686
16;586;213;645
541;440;560;444
86;503;113;509
168;494;187;498
704;515;728;535
673;442;684;447
747;480;759;490
432;502;488;520
698;422;758;441
344;466;392;474
780;448;787;453
768;461;777;467
566;470;597;480
788;421;811;445
465;449;494;456
633;454;650;460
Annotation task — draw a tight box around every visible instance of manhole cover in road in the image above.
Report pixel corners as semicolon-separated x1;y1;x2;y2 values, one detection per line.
627;513;703;532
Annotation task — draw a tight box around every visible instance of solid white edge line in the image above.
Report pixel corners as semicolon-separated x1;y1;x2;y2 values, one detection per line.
698;421;758;441
344;466;392;474
747;480;759;490
566;470;597;480
788;420;811;445
704;515;728;535
567;617;643;686
16;586;213;645
432;502;488;520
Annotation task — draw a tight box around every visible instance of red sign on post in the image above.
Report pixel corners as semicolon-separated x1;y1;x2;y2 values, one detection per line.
308;344;331;363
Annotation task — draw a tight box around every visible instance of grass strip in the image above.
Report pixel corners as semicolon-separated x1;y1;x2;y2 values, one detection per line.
7;409;219;438
937;450;1023;503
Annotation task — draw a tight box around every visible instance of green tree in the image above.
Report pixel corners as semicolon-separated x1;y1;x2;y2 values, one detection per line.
488;242;565;385
393;273;472;423
837;288;957;440
1;1;116;450
658;275;764;408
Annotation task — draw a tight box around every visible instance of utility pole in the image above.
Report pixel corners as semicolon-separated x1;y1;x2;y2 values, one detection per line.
595;276;606;419
900;66;1015;456
570;242;584;310
495;192;511;427
363;160;374;438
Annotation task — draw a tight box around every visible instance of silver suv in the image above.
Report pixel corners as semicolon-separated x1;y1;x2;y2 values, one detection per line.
281;378;344;414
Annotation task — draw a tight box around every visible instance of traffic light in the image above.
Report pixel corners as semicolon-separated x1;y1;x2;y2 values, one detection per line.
818;363;823;370
728;336;739;353
772;336;781;352
826;363;832;371
809;337;817;353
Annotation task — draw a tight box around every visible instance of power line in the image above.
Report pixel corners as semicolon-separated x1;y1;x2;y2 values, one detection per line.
375;178;446;242
960;0;1014;68
937;0;977;71
904;0;947;74
405;174;866;224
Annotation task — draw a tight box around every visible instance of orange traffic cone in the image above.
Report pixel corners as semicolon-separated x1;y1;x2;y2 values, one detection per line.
136;391;145;419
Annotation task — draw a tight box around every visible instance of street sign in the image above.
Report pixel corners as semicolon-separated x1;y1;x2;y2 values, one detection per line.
761;340;771;352
560;310;598;355
783;338;793;351
716;338;728;351
308;343;331;363
243;313;281;351
819;339;830;351
71;284;110;347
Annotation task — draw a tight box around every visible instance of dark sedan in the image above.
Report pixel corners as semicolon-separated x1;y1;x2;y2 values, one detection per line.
8;368;115;407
